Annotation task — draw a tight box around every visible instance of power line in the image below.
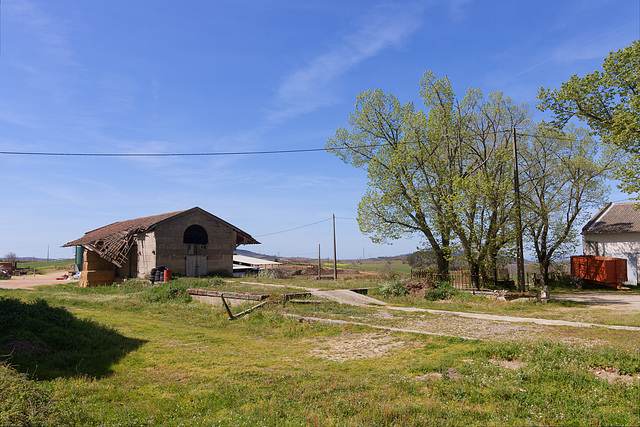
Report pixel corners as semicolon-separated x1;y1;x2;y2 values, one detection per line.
0;147;331;157
255;216;357;238
0;130;598;157
255;217;332;237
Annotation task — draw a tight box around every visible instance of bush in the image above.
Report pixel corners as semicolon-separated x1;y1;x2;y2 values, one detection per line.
376;280;409;298
423;281;461;301
258;269;288;279
379;263;400;280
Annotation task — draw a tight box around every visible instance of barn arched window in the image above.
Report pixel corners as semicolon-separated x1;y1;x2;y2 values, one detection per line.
183;225;208;245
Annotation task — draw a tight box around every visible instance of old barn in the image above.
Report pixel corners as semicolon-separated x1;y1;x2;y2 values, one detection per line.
63;207;259;286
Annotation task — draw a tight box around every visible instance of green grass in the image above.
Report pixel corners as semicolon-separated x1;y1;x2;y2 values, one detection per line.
348;258;413;275
0;279;638;426
15;259;74;275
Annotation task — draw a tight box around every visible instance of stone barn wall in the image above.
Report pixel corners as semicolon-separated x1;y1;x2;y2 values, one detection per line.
153;210;236;276
135;232;157;278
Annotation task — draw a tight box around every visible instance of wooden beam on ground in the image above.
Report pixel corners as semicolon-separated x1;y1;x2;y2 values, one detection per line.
220;295;235;320
232;301;269;319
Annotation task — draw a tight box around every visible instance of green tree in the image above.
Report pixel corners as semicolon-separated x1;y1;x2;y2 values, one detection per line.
405;252;424;269
326;84;454;273
406;249;440;269
327;71;528;287
519;124;616;290
441;89;530;289
538;40;639;196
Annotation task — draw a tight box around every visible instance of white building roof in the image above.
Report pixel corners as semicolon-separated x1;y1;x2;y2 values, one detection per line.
583;202;640;235
233;254;281;266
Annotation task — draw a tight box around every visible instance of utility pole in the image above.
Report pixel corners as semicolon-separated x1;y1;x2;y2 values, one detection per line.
333;214;337;280
512;128;526;292
318;244;321;280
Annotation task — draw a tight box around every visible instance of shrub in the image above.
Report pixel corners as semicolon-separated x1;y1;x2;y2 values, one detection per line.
376;280;409;298
379;263;400;280
258;268;288;279
423;281;461;301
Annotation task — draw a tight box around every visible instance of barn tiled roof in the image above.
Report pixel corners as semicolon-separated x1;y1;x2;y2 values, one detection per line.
63;210;187;247
62;207;259;267
582;202;640;234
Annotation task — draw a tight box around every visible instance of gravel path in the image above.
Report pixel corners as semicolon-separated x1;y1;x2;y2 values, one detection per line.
310;289;640;332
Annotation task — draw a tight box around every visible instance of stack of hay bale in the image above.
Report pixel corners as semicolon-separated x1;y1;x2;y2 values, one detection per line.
79;250;115;287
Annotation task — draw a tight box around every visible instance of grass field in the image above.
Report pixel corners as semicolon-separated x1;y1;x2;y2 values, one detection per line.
15;259;75;275
1;277;639;426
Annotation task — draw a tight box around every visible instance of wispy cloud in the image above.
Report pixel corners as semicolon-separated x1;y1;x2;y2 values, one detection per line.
8;0;76;66
493;27;634;85
268;3;425;122
447;0;474;22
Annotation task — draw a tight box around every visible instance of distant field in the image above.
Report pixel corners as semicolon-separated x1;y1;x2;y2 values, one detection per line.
345;258;413;275
16;259;74;273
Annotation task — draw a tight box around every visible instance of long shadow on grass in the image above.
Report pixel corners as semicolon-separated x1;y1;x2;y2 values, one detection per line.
0;297;146;380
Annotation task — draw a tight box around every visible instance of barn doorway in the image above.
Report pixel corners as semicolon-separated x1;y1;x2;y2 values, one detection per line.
184;225;208;276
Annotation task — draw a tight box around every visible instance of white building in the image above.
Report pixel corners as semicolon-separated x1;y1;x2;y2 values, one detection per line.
582;202;640;286
232;254;281;277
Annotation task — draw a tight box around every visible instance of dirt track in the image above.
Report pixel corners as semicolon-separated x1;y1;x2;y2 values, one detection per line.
0;270;74;290
551;292;640;311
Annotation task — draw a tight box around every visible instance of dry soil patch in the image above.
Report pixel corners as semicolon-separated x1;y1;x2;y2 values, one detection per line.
0;269;73;290
307;332;415;362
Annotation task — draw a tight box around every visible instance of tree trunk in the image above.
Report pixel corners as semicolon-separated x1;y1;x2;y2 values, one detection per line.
470;262;481;290
435;251;449;276
539;258;550;302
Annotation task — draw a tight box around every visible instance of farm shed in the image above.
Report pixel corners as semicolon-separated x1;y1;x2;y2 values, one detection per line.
63;207;259;286
232;254;281;277
582;202;640;286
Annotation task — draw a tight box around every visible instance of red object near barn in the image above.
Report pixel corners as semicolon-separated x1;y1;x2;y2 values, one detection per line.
570;255;628;289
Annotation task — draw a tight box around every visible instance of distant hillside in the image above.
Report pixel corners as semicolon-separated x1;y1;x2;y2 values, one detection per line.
234;249;277;259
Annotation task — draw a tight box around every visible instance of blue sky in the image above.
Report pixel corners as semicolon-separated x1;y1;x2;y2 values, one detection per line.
1;0;638;260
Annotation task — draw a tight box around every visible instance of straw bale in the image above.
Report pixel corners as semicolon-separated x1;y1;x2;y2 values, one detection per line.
83;250;115;271
79;269;115;287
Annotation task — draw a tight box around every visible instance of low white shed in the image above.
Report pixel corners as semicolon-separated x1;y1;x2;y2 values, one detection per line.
582;202;640;286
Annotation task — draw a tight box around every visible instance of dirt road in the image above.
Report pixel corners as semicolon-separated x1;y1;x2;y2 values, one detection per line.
552;291;640;311
0;270;74;290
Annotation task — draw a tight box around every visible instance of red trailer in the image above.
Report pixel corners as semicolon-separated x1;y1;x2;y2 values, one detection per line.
570;255;628;289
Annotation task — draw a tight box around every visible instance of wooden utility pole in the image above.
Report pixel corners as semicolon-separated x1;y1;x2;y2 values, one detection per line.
512;128;526;292
318;244;321;280
333;214;338;280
